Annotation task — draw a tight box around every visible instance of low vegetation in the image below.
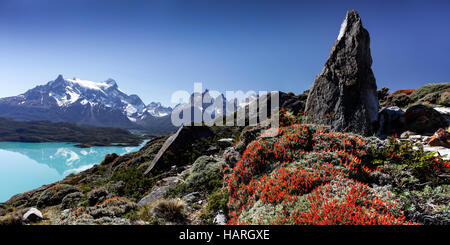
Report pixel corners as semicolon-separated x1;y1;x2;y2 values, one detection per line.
225;122;449;225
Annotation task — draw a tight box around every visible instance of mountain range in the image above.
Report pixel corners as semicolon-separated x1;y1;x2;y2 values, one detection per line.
0;75;176;133
0;75;261;132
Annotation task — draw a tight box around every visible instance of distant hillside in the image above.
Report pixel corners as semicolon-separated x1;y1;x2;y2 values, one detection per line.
0;117;144;147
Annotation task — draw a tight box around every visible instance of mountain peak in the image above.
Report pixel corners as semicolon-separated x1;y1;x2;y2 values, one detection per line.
337;10;362;41
56;74;65;81
105;78;117;87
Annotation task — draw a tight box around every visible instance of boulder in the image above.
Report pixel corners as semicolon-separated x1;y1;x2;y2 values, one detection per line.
427;128;450;148
399;105;448;135
22;207;43;223
377;106;403;136
433;106;450;126
143;125;215;175
305;10;378;136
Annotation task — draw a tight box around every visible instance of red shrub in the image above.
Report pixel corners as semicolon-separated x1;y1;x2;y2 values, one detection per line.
225;124;414;225
391;89;416;96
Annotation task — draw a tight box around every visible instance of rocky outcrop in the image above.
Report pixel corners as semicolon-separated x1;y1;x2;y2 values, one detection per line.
143;125;214;175
305;10;378;136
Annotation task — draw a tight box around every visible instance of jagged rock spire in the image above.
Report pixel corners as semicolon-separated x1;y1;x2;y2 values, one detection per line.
304;10;378;136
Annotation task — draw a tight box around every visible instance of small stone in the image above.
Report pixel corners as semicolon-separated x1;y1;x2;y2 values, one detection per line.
213;210;227;225
400;131;417;139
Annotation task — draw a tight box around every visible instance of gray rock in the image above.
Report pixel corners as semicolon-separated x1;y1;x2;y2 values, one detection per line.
305;10;378;136
138;177;181;206
213;210;227;225
400;130;417;139
217;138;234;148
138;186;170;206
22;207;43;223
377;106;403;136
182;192;200;204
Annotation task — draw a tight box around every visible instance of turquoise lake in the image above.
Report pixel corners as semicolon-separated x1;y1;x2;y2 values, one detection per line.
0;141;147;202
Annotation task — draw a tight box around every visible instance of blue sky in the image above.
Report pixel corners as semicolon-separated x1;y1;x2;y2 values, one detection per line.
1;0;449;106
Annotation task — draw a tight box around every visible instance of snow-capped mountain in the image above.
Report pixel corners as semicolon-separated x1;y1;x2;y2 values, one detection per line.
146;102;172;117
0;75;176;132
172;89;259;123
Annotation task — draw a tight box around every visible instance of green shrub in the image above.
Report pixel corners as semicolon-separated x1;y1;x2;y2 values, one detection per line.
367;137;449;183
152;199;186;223
200;188;230;224
125;204;162;225
409;83;450;102
397;185;450;225
185;156;224;192
108;167;158;200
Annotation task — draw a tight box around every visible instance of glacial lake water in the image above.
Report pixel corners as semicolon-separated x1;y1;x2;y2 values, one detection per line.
0;141;147;202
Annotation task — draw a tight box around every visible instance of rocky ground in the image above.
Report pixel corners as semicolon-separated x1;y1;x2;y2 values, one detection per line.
1;102;449;225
